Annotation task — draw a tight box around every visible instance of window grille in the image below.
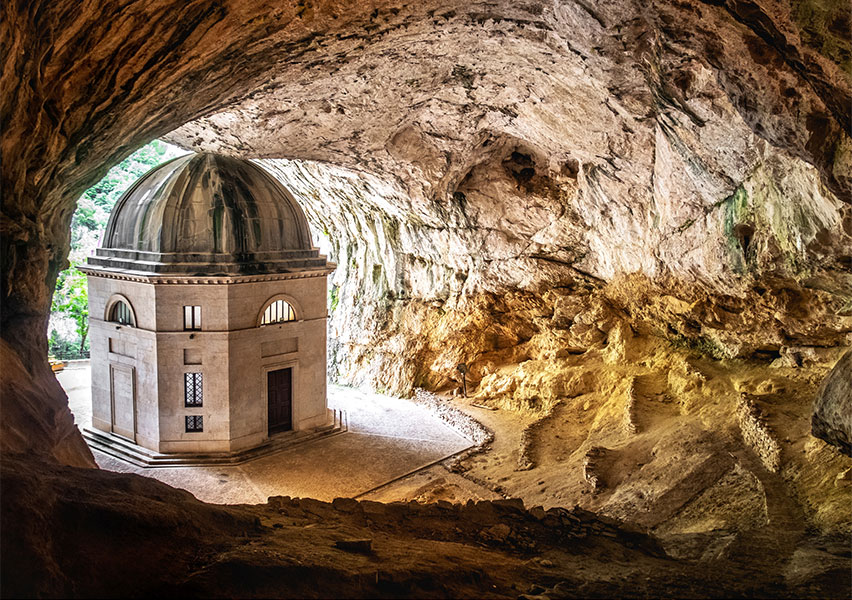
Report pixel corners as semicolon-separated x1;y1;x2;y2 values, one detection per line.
185;415;203;432
110;300;134;326
261;300;296;325
184;305;202;330
184;372;203;407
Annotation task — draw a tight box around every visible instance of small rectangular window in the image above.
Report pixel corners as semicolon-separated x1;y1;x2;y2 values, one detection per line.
184;305;201;330
185;415;203;432
184;372;203;407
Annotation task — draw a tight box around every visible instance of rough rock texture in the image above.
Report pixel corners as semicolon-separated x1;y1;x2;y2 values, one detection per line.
3;455;783;599
439;313;852;535
244;158;852;399
177;0;852;397
812;348;852;456
0;339;94;467
738;392;782;472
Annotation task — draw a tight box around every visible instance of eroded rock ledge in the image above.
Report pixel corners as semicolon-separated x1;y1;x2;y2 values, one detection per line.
3;455;848;598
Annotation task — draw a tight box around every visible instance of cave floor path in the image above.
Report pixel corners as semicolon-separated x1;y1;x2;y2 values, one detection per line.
58;362;472;504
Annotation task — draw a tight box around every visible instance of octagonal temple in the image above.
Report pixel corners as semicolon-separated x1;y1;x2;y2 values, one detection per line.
81;152;336;457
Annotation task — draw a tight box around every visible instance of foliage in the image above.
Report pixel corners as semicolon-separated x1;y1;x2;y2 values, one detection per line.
329;285;340;312
49;140;187;357
51;265;90;357
49;328;89;361
667;330;729;361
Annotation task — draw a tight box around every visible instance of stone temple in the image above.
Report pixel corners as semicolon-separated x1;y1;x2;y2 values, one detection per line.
80;153;335;456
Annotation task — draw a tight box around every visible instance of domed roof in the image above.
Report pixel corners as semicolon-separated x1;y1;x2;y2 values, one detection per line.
87;153;332;276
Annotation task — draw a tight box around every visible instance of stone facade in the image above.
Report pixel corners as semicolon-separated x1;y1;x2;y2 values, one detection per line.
86;273;330;453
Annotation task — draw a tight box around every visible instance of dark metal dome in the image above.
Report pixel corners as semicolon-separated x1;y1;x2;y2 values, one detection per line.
87;153;331;275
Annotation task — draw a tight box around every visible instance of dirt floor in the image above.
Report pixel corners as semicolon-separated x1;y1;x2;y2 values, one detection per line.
380;347;851;525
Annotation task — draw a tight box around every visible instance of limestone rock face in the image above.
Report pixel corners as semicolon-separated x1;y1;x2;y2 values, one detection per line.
812;349;852;457
172;4;852;293
261;158;851;396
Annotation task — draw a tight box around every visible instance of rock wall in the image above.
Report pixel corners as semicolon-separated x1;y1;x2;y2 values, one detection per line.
737;393;782;472
262;157;850;396
812;348;852;456
234;0;852;396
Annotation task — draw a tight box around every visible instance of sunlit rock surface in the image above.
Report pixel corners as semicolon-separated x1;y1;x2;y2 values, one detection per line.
165;0;851;400
257;157;850;397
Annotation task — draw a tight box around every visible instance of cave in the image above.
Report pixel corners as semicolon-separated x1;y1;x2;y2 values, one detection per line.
1;1;851;598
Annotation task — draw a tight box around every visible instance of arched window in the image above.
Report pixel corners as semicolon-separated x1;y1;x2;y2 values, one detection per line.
110;300;135;326
261;299;296;325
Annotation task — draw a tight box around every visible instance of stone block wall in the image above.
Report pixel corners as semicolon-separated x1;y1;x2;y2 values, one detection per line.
737;393;781;473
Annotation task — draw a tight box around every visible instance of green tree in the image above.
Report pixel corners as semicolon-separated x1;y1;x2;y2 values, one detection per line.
51;266;89;357
71;139;184;255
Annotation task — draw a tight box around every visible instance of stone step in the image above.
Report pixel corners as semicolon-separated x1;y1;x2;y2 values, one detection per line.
83;409;348;468
84;430;157;466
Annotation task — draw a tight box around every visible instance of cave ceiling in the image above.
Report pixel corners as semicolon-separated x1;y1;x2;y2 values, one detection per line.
166;0;851;292
3;0;850;307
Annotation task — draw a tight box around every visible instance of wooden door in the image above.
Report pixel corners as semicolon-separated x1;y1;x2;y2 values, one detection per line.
267;367;293;434
110;364;136;441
